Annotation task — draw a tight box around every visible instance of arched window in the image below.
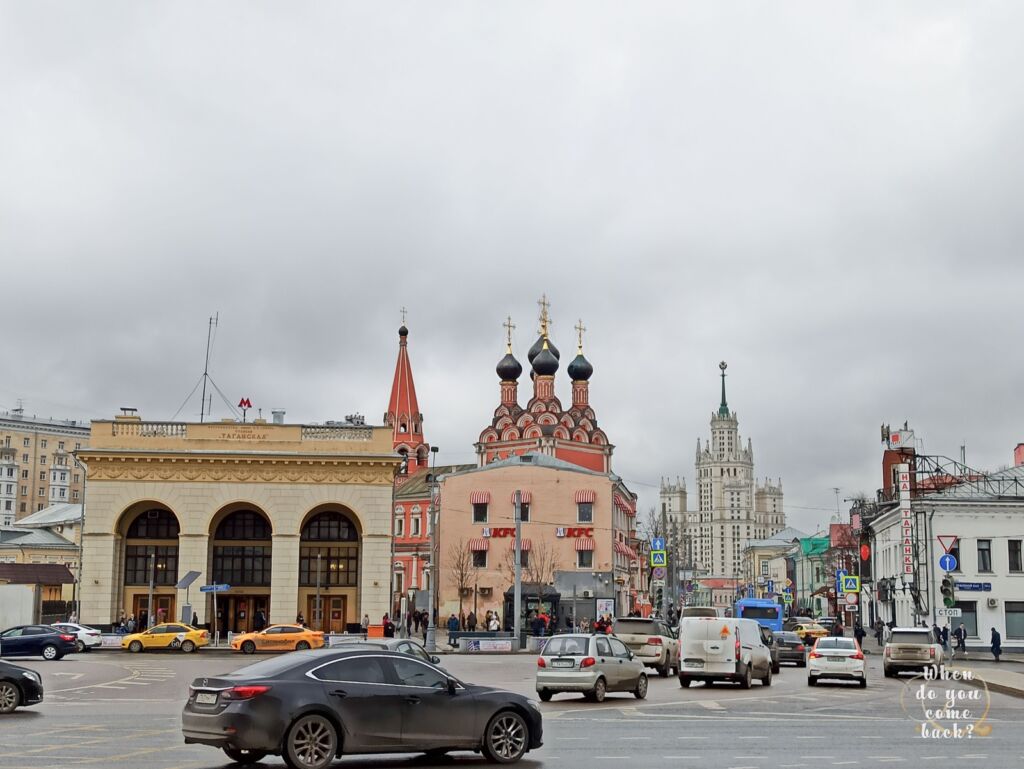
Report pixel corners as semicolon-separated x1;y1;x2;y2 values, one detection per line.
126;509;179;539
212;510;272;586
215;510;271;540
124;509;179;586
301;511;358;542
299;511;359;587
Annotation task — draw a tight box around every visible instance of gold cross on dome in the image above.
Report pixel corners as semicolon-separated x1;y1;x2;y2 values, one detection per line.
503;316;516;350
575;319;586;352
400;307;408;325
537;294;551;336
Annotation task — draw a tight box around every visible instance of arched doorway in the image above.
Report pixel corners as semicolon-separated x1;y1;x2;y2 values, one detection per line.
209;508;272;634
120;507;180;629
298;509;360;633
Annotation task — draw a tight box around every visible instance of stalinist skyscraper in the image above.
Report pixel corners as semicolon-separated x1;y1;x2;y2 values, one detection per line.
662;362;785;578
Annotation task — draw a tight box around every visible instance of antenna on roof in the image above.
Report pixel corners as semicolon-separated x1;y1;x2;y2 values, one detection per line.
170;313;240;423
199;313;218;423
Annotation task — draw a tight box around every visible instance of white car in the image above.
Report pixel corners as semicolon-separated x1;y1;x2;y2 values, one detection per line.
52;623;102;653
807;636;866;687
677;617;773;688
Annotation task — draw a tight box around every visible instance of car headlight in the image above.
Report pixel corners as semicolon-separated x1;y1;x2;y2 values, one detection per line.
23;671;41;683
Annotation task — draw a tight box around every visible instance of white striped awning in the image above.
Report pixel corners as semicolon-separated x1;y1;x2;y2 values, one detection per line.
575;537;595;552
614;494;636;516
575;489;597;504
468;538;490;552
510;490;533;504
626;545;639;560
614;541;630;556
509;539;533;552
470;491;491;504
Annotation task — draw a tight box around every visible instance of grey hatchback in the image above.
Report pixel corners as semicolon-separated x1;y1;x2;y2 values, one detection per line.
536;634;647;703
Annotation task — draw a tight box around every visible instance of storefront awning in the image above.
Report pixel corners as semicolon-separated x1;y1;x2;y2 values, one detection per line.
509;539;532;551
470;491;491;504
468;538;490;551
510;490;532;504
574;489;597;504
575;537;595;552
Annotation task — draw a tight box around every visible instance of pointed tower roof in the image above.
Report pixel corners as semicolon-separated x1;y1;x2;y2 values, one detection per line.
385;319;428;469
717;361;730;417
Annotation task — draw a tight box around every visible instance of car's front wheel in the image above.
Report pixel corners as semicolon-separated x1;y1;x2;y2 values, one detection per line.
128;640;143;653
223;747;268;764
41;644;60;661
482;710;529;764
0;681;21;714
679;677;693;688
284;714;337;769
634;673;648;699
75;640;86;654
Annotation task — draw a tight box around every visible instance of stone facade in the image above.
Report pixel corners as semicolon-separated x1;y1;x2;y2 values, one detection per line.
77;415;399;628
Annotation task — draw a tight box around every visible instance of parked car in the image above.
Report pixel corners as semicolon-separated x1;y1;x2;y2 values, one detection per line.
183;648;543;767
883;627;944;677
791;622;828;645
808;636;866;687
775;631;808;667
611;617;679;677
759;625;781;674
122;623;209;653
816;617;837;631
0;659;44;714
0;624;77;660
536;633;648;702
52;622;102;653
677;617;773;688
331;637;442;666
230;624;324;654
783;616;815;631
680;606;720;619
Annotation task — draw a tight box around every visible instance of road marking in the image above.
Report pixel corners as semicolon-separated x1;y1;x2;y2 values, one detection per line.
662;757;698;760
699;700;724;710
832;763;859;766
93;684;127;689
874;760;906;763
795;736;825;739
779;765;809;767
678;735;709;739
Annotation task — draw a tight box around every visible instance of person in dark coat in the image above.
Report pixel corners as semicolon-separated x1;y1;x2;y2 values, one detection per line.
467;611;477;632
254;609;267;632
991;627;1002;662
854;622;866;647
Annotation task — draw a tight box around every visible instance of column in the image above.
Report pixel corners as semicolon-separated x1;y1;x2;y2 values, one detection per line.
270;533;300;625
360;533;391;624
176;533;209;622
81;532;119;624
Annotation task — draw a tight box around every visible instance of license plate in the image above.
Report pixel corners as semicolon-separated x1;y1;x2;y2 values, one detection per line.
551;659;575;668
825;656;842;662
196;692;218;705
685;661;704;668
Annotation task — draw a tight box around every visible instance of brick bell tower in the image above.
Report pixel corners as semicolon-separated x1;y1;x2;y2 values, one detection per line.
384;312;429;481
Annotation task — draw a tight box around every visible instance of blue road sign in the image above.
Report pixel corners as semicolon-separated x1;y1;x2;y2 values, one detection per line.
783;586;792;594
836;569;848;595
651;537;666;552
650;551;667;567
199;584;230;593
766;579;775;594
939;553;958;572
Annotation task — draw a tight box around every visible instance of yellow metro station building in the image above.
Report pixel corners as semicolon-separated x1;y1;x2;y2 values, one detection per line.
77;414;399;632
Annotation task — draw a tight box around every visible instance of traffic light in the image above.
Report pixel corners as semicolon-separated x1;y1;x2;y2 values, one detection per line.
941;575;956;608
655;587;664;607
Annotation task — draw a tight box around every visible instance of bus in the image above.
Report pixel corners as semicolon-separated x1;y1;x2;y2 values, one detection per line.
733;597;783;632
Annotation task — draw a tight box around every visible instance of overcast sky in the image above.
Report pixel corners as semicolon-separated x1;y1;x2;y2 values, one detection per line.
2;3;1023;534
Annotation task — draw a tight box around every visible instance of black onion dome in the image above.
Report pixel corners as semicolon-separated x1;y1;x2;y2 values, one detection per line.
567;353;593;381
532;344;559;376
528;335;560;364
496;351;523;381
398;325;409;337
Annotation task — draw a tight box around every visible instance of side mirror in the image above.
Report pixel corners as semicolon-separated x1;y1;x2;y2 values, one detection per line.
628;652;635;660
431;655;441;664
446;677;458;695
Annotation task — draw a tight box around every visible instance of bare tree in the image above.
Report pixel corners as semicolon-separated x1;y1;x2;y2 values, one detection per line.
447;539;474;623
502;539;560;621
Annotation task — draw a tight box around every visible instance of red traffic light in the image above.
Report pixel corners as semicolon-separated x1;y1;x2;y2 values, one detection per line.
860;544;871;561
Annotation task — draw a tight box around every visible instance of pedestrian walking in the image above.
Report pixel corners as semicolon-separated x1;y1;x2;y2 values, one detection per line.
360;614;370;635
447;613;460;646
991;627;1002;662
854;622;866;647
933;622;942;645
69;610;78;624
467;610;477;632
874;619;884;647
831;620;845;637
953;623;968;658
192;611;200;628
254;609;267;632
127;614;136;633
941;625;950;653
296;612;306;627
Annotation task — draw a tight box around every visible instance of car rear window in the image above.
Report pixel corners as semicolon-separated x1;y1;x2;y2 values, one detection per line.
776;632;800;642
891;631;932;645
543;636;589;656
816;638;855;650
612;619;660;634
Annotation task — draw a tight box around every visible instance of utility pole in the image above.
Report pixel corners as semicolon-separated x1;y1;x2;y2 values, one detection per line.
425;446;440;652
660;503;670;618
513;489;523;649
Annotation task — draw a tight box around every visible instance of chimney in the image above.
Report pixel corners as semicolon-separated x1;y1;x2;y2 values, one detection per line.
1015;443;1024;467
272;409;286;425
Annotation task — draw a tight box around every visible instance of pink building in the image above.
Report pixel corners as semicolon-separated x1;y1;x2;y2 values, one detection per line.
436;452;639;627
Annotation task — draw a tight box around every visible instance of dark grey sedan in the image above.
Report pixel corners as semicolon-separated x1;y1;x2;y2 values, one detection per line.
183;649;543;768
775;631;808;667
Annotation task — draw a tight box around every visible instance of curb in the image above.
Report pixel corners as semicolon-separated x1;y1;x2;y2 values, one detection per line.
959;674;1024;700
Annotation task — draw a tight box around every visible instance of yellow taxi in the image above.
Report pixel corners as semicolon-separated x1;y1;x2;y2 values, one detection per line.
122;622;209;653
230;624;325;654
793;623;828;644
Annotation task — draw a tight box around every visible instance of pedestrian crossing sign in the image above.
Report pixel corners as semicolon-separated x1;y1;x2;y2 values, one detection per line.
841;575;861;593
782;592;793;603
650;550;667;567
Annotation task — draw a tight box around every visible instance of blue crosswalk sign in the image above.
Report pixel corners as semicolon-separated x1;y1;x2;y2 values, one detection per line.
650;551;667;567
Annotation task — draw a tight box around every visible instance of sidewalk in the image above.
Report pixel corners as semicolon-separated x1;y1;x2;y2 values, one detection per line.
949;660;1024;699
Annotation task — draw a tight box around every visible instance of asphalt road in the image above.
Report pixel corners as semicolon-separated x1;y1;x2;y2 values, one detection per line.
1;650;1022;769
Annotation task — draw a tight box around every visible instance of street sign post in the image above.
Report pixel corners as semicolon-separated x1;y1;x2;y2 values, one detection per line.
836;569;848;595
937;607;963;618
199;584;230;593
652;566;667;580
782;592;793;604
938;553;958;572
841;575;860;593
845;592;858;606
937;535;959;554
650;551;667;567
766;579;774;594
650;537;666;552
199;585;230;646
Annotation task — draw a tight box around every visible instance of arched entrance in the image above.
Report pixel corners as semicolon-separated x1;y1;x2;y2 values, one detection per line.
209;508;272;634
119;506;180;629
298;508;360;633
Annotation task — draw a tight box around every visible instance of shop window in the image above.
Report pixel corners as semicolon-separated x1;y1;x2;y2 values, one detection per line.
472;503;488;523
577;503;593;523
1006;602;1024;639
576;550;593;569
472;551;487;568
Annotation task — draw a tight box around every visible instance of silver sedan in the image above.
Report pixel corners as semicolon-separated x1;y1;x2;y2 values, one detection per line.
536;633;648;702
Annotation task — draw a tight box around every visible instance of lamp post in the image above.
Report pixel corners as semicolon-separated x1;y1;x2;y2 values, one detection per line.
425;446;439;652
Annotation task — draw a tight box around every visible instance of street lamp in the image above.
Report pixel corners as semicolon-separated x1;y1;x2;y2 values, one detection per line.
425;446;440;652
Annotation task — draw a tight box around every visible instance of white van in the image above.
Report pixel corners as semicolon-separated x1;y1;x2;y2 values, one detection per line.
677;616;773;688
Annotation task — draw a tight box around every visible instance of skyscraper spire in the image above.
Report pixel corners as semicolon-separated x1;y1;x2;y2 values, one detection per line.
718;361;729;417
385;318;428;475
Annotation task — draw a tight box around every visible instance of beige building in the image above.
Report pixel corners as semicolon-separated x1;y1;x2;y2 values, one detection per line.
0;409;90;526
436;453;639;626
76;413;400;630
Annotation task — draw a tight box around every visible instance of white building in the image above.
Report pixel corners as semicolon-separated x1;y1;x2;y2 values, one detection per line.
666;363;786;579
869;463;1024;651
0;447;17;527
